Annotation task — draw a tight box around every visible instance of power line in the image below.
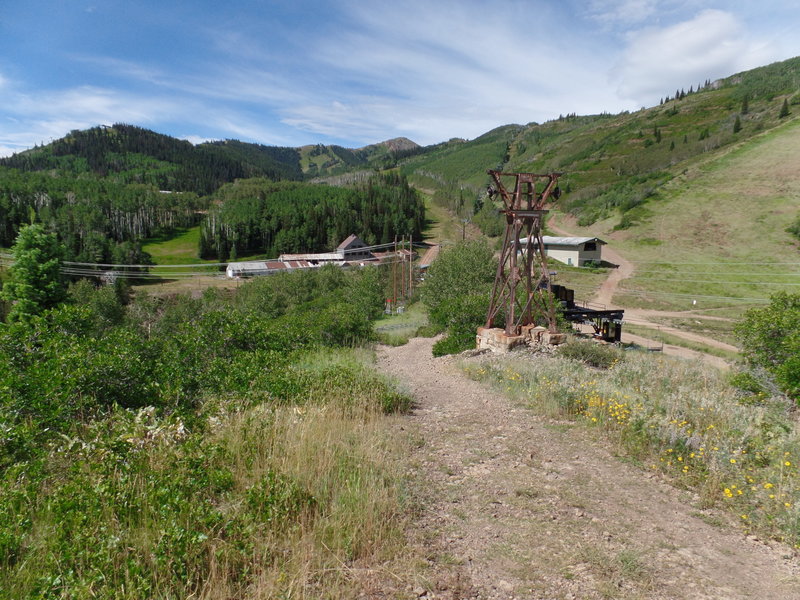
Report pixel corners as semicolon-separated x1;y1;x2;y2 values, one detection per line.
616;287;770;302
627;277;800;286
630;260;800;266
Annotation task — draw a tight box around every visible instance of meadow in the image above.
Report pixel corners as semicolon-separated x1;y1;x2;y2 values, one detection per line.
560;118;800;314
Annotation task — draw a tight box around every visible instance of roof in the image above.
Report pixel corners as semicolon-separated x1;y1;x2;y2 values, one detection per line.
226;259;328;274
336;234;367;250
541;236;606;247
278;252;343;261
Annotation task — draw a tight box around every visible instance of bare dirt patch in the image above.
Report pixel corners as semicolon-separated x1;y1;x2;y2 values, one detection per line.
377;337;800;599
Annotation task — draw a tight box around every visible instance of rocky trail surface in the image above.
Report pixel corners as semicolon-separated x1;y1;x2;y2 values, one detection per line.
376;337;800;599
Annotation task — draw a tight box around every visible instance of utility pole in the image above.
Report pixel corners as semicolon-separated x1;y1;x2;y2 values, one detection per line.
392;236;397;314
400;236;406;300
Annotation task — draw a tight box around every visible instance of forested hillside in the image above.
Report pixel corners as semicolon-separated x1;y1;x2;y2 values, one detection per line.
0;125;427;266
0;124;424;189
200;174;425;260
0;168;205;265
0;124;303;194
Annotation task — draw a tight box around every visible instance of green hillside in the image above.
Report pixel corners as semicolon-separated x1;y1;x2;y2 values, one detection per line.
394;56;800;312
0;124;300;194
400;57;800;231
0;124;422;192
299;137;421;177
562;118;800;311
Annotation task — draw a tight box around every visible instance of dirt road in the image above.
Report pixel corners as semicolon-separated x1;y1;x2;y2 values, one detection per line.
377;337;800;599
547;219;739;363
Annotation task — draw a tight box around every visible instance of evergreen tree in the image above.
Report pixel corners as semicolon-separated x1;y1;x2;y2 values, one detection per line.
780;98;790;118
733;115;742;133
741;95;749;115
1;224;66;322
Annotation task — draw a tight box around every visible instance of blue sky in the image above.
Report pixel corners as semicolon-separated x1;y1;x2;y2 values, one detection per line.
1;1;799;157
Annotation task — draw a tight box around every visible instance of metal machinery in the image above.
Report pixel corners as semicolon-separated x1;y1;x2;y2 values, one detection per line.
485;170;562;336
551;284;624;343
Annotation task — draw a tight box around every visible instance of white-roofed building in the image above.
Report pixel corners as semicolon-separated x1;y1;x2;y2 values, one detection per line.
519;236;606;267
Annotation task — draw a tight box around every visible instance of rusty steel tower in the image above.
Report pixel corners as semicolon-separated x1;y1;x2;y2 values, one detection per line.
484;170;562;336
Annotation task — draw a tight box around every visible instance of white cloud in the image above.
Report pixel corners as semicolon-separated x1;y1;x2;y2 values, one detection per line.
611;9;778;103
0;85;201;156
588;0;661;25
276;1;618;144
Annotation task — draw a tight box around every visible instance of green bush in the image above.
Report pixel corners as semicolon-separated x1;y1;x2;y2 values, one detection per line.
556;339;624;369
421;241;494;355
0;264;410;598
736;292;800;401
420;240;494;316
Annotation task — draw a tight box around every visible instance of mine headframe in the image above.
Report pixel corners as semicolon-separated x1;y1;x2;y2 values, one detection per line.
485;170;562;336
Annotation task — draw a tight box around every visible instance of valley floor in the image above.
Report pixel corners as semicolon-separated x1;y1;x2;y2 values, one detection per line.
377;337;800;599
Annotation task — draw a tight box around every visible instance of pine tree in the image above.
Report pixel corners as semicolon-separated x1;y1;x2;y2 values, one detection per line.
1;224;66;322
741;95;749;115
733;115;742;133
780;98;790;118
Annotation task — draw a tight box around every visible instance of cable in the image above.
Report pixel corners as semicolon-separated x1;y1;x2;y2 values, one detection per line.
630;260;800;266
616;287;770;302
627;277;800;286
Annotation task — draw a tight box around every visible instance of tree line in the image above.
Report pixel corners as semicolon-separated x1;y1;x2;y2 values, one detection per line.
199;173;426;261
0;167;205;264
0;124;303;194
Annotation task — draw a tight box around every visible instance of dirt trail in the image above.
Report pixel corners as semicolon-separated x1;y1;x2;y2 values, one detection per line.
377;337;800;599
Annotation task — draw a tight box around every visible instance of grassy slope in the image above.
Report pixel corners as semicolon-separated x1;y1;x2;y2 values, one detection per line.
395;67;800;317
557;117;800;312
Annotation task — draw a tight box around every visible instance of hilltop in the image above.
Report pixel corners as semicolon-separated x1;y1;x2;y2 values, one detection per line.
0;125;421;193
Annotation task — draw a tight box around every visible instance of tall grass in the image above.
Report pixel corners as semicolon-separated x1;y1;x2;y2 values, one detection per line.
0;349;410;600
463;343;800;546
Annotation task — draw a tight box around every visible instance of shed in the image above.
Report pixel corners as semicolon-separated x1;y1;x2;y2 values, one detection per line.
225;260;322;278
519;236;606;267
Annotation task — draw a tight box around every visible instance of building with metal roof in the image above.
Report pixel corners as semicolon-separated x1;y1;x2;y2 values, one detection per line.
519;236;606;267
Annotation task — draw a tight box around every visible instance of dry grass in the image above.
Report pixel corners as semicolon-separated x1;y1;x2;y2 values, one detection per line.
203;399;409;598
463;343;800;547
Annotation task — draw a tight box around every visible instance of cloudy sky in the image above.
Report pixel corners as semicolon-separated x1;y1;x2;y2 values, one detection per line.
1;1;799;157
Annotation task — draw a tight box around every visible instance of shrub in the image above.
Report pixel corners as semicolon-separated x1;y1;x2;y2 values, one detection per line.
429;293;488;356
557;339;624;369
736;293;800;401
420;240;494;316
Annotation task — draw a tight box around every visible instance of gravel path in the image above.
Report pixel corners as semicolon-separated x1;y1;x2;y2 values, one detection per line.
377;337;800;599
